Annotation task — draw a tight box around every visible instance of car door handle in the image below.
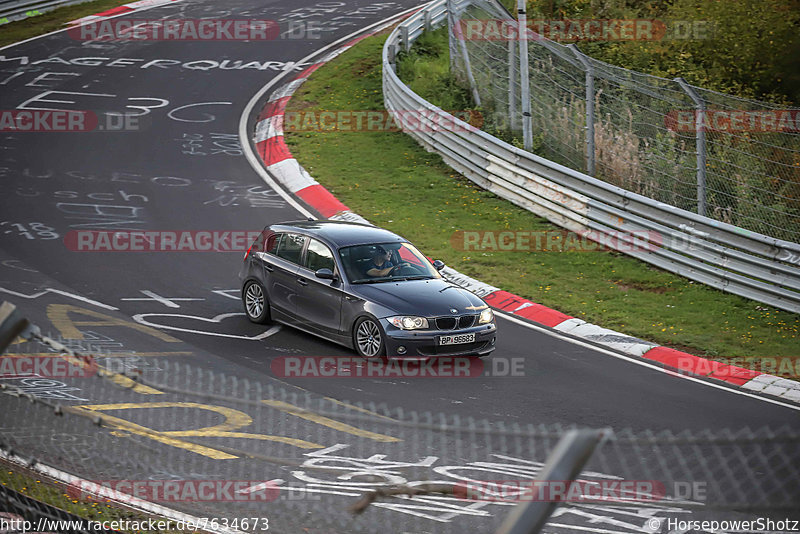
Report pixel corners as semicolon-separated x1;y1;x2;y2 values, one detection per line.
297;278;308;286
265;265;274;272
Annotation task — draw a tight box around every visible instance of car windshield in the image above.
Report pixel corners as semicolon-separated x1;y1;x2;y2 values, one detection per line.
339;242;442;284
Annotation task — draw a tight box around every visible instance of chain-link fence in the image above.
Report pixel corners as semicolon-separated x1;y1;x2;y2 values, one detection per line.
0;475;122;534
448;0;800;244
2;314;800;533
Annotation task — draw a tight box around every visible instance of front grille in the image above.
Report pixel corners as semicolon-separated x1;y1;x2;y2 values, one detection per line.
434;315;478;330
435;317;457;330
458;315;477;328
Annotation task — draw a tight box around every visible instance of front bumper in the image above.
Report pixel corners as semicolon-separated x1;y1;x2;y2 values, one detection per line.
379;320;497;357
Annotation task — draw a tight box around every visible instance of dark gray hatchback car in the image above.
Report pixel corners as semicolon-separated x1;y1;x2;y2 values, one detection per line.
239;220;496;358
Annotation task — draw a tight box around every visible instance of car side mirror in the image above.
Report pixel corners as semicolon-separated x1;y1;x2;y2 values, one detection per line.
315;268;338;280
433;260;445;271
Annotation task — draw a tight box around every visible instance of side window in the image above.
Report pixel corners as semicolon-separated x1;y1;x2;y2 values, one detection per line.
264;232;279;254
305;239;335;272
275;233;306;265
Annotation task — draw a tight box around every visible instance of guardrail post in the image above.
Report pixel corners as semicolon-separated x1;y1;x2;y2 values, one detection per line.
424;8;432;32
495;428;610;534
569;45;595;176
676;77;707;217
387;41;397;71
517;0;533;151
400;25;410;53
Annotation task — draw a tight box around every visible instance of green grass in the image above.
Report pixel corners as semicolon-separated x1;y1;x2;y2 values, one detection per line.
0;465;187;533
284;32;800;370
395;29;537;151
0;0;132;48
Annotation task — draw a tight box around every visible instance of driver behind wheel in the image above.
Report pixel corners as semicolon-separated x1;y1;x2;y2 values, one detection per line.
364;245;397;277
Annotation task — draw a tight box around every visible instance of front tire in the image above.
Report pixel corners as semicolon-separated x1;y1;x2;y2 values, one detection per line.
353;317;386;359
243;280;270;324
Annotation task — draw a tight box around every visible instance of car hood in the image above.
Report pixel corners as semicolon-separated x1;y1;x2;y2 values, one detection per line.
350;278;487;317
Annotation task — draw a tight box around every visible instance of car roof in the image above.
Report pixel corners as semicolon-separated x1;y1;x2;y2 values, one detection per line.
269;220;407;248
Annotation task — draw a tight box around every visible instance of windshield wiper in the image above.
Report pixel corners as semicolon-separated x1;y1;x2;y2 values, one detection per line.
353;277;394;284
398;275;433;281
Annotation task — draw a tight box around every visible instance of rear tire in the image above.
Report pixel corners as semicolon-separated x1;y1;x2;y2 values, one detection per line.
243;280;270;324
353;317;386;359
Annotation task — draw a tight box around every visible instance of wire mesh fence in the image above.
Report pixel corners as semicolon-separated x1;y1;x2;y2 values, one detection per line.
448;0;800;244
0;473;121;534
2;324;800;533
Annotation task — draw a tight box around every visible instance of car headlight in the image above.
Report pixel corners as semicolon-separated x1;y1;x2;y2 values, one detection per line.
389;316;429;330
478;308;495;324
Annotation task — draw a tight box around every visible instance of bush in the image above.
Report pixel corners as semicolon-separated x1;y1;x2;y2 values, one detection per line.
511;0;800;104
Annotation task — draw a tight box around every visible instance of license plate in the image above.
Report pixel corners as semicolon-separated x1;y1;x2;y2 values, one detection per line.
439;333;475;345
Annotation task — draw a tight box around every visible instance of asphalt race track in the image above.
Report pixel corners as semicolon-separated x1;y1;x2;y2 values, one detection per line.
0;1;798;533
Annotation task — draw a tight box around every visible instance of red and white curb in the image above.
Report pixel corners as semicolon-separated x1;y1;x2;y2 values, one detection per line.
68;0;183;26
254;34;375;221
250;25;799;406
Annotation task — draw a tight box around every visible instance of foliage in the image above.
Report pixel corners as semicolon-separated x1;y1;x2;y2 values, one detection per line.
515;0;800;104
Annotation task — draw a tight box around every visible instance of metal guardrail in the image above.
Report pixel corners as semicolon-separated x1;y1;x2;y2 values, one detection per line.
382;0;800;314
0;0;94;25
449;0;800;244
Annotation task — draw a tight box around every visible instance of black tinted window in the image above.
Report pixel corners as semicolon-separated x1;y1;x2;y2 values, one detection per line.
305;239;335;272
275;233;306;264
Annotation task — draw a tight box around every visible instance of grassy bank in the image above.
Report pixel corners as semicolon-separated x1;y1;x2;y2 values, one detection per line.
0;464;186;533
284;32;799;370
0;0;131;48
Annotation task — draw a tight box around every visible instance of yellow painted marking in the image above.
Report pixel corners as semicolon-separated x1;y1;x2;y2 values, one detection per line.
75;402;323;459
62;352;162;395
323;397;396;421
102;372;163;395
72;407;236;459
48;304;181;342
42;304;193;394
262;400;400;442
1;352;163;394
